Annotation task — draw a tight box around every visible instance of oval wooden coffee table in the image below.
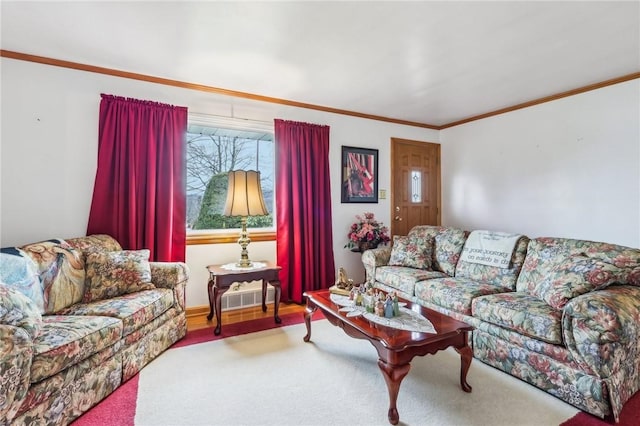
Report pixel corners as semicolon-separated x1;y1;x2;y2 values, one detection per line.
303;289;474;425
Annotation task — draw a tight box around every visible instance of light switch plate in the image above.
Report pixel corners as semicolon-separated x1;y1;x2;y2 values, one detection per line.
379;189;386;199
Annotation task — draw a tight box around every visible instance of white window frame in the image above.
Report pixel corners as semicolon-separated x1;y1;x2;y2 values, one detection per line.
186;113;276;245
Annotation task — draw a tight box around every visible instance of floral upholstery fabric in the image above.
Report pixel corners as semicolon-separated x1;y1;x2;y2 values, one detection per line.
536;255;628;309
388;235;434;269
121;312;186;381
150;262;190;312
455;235;530;290
84;249;155;302
13;352;122;426
60;288;174;336
408;225;468;276
562;286;640;420
0;326;33;422
472;292;563;345
375;266;446;296
30;315;122;383
0;233;189;426
516;237;640;294
19;239;85;314
474;329;610;419
0;285;43;339
362;247;392;285
415;277;511;316
65;234;123;256
0;249;43;313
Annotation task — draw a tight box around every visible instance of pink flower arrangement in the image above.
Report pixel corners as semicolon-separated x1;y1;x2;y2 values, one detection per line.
345;212;390;249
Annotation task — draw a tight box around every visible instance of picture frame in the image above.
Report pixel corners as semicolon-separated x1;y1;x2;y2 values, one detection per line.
341;146;378;203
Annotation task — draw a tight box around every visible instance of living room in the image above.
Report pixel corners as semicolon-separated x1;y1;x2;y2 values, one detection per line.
1;1;639;425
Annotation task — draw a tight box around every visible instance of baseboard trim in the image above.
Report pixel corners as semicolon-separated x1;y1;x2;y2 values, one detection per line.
186;305;210;319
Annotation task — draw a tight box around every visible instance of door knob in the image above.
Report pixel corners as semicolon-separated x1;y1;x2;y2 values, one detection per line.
394;216;403;221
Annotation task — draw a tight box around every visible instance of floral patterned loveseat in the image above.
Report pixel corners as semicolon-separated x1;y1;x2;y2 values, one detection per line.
0;235;189;425
362;225;640;422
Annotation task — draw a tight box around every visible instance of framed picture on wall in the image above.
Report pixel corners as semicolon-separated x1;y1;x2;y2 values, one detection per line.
341;146;378;203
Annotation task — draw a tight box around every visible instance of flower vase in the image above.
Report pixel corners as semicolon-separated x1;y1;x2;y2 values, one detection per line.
358;241;378;252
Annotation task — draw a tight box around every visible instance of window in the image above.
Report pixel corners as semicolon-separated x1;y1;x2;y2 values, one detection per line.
186;114;274;236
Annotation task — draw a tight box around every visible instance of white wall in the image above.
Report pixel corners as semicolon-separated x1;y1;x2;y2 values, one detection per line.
3;58;638;309
0;58;437;308
440;79;640;248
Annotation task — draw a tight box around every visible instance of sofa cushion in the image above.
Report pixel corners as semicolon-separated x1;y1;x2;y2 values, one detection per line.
0;284;43;339
30;315;122;383
517;237;640;294
415;277;511;316
84;250;155;302
472;292;563;345
375;267;446;296
535;255;628;309
455;235;529;290
19;239;86;314
0;248;44;312
60;288;174;336
388;235;434;269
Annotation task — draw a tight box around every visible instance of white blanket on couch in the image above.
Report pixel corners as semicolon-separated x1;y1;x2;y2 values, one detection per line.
460;230;521;269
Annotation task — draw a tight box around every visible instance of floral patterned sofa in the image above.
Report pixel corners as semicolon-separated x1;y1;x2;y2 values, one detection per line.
362;225;640;422
0;235;189;425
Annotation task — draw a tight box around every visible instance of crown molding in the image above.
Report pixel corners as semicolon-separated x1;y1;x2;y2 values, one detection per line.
2;49;638;130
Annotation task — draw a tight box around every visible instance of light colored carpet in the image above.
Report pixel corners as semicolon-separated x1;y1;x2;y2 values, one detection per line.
135;320;579;426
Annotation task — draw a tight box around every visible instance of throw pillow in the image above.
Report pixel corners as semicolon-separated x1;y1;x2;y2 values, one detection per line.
536;255;626;309
84;249;155;302
0;283;44;339
388;235;434;269
20;239;86;314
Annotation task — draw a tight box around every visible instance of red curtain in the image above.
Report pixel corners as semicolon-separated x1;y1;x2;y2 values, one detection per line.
87;94;187;262
274;119;335;303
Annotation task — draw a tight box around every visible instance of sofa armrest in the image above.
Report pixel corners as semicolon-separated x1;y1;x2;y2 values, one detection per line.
150;262;190;312
563;285;640;378
361;247;392;285
0;325;34;424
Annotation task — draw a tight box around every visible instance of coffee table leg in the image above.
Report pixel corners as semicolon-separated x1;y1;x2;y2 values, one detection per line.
455;344;473;393
377;360;411;425
303;304;317;342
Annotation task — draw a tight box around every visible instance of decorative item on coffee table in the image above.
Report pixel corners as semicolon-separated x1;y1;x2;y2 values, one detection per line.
329;267;355;296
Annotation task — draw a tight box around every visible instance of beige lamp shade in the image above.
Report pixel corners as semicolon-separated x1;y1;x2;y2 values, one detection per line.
223;170;269;217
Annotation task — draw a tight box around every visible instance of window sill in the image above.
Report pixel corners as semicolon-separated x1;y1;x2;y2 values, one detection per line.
186;231;276;245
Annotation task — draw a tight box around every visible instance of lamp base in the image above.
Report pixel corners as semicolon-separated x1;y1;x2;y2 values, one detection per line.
236;216;253;268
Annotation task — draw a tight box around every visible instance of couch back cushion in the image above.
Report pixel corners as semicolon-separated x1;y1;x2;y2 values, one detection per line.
516;237;640;296
408;226;468;276
455;235;530;290
19;239;86;314
65;234;123;257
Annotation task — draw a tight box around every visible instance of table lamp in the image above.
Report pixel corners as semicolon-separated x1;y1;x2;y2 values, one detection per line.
223;170;269;267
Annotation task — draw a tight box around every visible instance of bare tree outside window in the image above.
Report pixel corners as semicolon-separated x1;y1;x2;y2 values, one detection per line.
186;125;274;231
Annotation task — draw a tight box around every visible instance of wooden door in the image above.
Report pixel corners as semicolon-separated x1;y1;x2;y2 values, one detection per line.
390;138;441;236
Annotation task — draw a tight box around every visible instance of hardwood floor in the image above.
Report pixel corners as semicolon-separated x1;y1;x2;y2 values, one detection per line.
186;303;306;332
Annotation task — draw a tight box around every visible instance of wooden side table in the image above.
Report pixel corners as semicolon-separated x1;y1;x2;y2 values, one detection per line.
206;261;282;335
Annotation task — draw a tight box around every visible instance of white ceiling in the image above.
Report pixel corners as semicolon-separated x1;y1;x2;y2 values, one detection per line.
2;1;639;127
